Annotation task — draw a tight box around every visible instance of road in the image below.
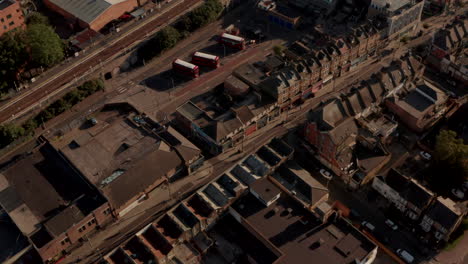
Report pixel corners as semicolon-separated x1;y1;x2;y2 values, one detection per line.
0;0;202;124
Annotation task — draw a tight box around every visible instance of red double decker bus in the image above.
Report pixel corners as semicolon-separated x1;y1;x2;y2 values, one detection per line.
172;59;199;78
219;33;245;50
192;52;220;68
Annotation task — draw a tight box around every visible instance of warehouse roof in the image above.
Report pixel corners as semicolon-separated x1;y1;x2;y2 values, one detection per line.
48;0;128;24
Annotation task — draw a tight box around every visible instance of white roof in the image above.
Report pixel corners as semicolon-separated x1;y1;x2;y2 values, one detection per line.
193;52;218;60
174;59;197;70
48;0;129;24
221;33;244;42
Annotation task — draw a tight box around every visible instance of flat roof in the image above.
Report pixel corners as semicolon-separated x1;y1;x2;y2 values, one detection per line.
0;153;65;234
231;193;377;263
58;108;182;210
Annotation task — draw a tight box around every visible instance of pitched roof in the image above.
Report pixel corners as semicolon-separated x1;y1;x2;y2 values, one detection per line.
385;169;434;209
426;197;463;230
47;0;128;24
101;144;182;209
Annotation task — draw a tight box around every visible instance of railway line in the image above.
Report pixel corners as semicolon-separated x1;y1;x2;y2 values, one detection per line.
0;0;201;124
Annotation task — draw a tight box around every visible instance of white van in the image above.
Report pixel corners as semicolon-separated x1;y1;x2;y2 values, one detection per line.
396;249;414;263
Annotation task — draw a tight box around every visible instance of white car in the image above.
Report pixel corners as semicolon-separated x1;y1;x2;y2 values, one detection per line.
451;189;465;199
385;219;398;231
319;169;332;180
396;249;414;263
419;151;431;160
361;221;375;232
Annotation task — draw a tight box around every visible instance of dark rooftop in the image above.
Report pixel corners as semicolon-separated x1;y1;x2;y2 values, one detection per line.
185;194;214;218
426;197;462;230
385;169;434;209
256;146;281;167
172;204;199;229
123;236;156;264
0;0;15;10
230;193;377;264
156;215;183;241
141;225;173;257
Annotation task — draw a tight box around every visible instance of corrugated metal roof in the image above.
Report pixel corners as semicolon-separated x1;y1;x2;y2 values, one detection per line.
48;0;123;24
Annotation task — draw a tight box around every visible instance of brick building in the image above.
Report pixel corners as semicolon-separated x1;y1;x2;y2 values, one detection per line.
43;0;147;31
0;0;25;36
0;150;112;263
385;81;449;133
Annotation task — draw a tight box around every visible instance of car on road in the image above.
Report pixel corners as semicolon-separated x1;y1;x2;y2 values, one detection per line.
419;151;431;160
319;169;332;180
385;219;398;231
361;221;375;232
396;249;414;263
451;188;464;199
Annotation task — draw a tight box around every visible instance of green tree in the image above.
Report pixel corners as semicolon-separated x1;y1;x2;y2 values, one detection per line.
273;45;285;56
0;30;28;93
155;26;181;51
0;124;25;147
431;130;468;188
26;12;50;26
26;24;64;67
22;119;38;134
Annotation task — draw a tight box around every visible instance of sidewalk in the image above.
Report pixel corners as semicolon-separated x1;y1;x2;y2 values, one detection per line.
431;231;468;264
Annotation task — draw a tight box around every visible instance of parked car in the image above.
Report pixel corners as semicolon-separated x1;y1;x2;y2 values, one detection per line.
451;189;464;199
396;249;414;263
419;151;431;160
361;221;375;232
319;169;332;180
385;219;398;231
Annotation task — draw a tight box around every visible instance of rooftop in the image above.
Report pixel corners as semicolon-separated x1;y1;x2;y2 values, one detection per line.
229;192;377;264
0;0;15;10
426;197;464;230
384;169;434;209
57;107;182;210
273;161;328;206
47;0;128;24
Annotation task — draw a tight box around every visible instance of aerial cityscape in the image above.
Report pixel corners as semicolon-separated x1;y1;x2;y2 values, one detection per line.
0;0;467;263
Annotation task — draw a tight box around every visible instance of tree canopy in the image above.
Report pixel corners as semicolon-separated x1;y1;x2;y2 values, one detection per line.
27;24;64;67
0;31;29;93
26;12;50;26
430;130;468;190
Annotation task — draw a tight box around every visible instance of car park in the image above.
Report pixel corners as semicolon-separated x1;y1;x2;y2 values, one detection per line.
396;249;414;263
385;219;398;231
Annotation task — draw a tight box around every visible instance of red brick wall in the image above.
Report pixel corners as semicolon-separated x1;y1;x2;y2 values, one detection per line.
0;1;25;36
93;202;114;225
36;232;68;262
385;99;421;132
66;214;97;244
